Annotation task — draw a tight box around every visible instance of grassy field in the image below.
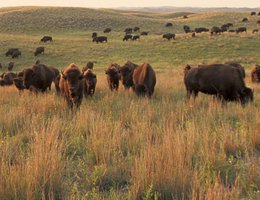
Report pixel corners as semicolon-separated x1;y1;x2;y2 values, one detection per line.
0;7;260;200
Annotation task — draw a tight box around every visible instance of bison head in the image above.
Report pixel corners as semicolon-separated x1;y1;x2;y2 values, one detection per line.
118;66;134;89
23;68;35;89
84;70;96;88
240;87;254;105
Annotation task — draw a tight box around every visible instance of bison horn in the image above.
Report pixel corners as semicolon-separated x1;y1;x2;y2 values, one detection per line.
61;71;67;80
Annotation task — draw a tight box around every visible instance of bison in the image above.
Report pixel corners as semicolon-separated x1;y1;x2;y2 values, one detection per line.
13;77;25;93
163;33;175;40
123;34;132;41
141;31;149;36
119;62;156;97
11;50;21;58
83;69;97;97
93;36;107;43
165;22;173;27
0;63;2;69
59;64;85;109
41;36;52;42
184;64;253;105
242;18;248;22
252;29;258;33
133;27;140;32
251;12;256;16
194;27;209;33
251;65;260;83
8;62;14;71
211;26;222;35
236;27;247;33
92;32;97;38
23;64;56;92
191;32;196;37
82;61;94;73
224;62;245;78
104;28;111;33
105;63;120;91
0;72;17;86
34;47;45;56
183;25;191;33
132;35;140;40
124;28;133;34
5;48;19;57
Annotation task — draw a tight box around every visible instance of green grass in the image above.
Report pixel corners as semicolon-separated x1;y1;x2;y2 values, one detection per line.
0;7;260;200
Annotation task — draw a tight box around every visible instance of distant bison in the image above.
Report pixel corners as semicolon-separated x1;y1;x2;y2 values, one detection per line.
141;31;149;35
195;27;209;33
183;25;191;33
11;50;21;58
183;15;188;19
13;75;25;93
124;28;133;34
123;34;132;41
119;62;156;97
163;33;175;40
23;64;56;92
93;36;107;43
5;48;19;57
184;64;253;105
105;63;120;91
165;22;173;27
34;47;45;56
242;18;248;22
133;27;140;32
252;29;258;33
83;69;97;97
251;12;256;16
82;61;94;73
41;36;53;42
92;32;97;38
132;35;140;40
251;65;260;83
211;26;222;35
228;30;236;33
104;28;111;33
59;63;85;109
236;27;247;33
8;62;14;71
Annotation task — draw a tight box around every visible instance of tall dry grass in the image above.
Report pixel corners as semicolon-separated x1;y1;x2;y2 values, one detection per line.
0;70;259;199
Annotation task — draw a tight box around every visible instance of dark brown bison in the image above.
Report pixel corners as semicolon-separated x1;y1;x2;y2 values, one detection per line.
141;31;149;36
11;50;21;58
242;18;248;22
195;27;209;33
41;36;53;42
82;61;94;73
123;34;132;41
35;59;41;65
184;64;253;105
119;61;156;97
34;47;45;56
183;15;188;19
133;27;140;32
5;48;19;57
252;29;258;33
132;35;140;40
211;26;222;35
83;69;97;97
105;63;120;91
165;22;173;27
93;36;107;43
251;65;260;83
191;32;196;37
0;72;17;86
257;20;260;25
236;27;247;33
183;25;191;33
59;64;85;109
124;28;133;34
92;32;97;38
251;12;256;16
23;64;55;92
163;33;175;40
13;77;25;93
104;28;111;33
8;62;14;71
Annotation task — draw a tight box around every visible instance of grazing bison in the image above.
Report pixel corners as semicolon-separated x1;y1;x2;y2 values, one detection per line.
34;47;45;56
184;64;253;105
59;64;85;109
236;27;247;33
83;69;97;97
132;35;140;40
8;62;14;71
13;77;25;93
23;64;55;92
82;61;94;73
195;27;209;33
251;12;256;16
5;48;19;57
252;29;258;33
251;65;260;83
242;18;248;22
141;31;149;36
119;62;156;97
211;26;222;35
123;34;132;41
105;63;120;91
104;28;111;33
191;32;196;37
183;15;188;19
0;72;17;86
41;36;52;42
133;27;140;32
228;30;236;33
165;22;173;27
92;32;97;38
93;36;107;43
124;28;133;34
11;50;21;58
163;33;175;40
183;25;191;33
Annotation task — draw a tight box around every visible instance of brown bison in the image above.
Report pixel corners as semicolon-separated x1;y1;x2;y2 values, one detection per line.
183;25;191;33
93;36;107;43
252;29;258;34
132;35;140;40
0;63;2;69
119;61;156;97
242;18;248;22
236;27;247;33
13;77;25;93
224;62;245;78
184;64;253;105
59;64;85;109
11;50;21;58
5;48;19;57
34;47;45;56
83;69;97;97
163;33;175;40
82;61;94;73
250;12;256;16
41;36;53;42
0;72;17;86
133;27;140;32
8;62;14;71
23;64;55;92
123;34;132;41
251;65;260;83
141;31;149;36
124;28;133;34
105;63;120;91
92;32;97;38
104;28;111;33
191;32;196;37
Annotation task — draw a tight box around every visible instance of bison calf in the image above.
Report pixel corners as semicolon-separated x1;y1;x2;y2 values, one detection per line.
105;64;120;91
83;69;97;97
